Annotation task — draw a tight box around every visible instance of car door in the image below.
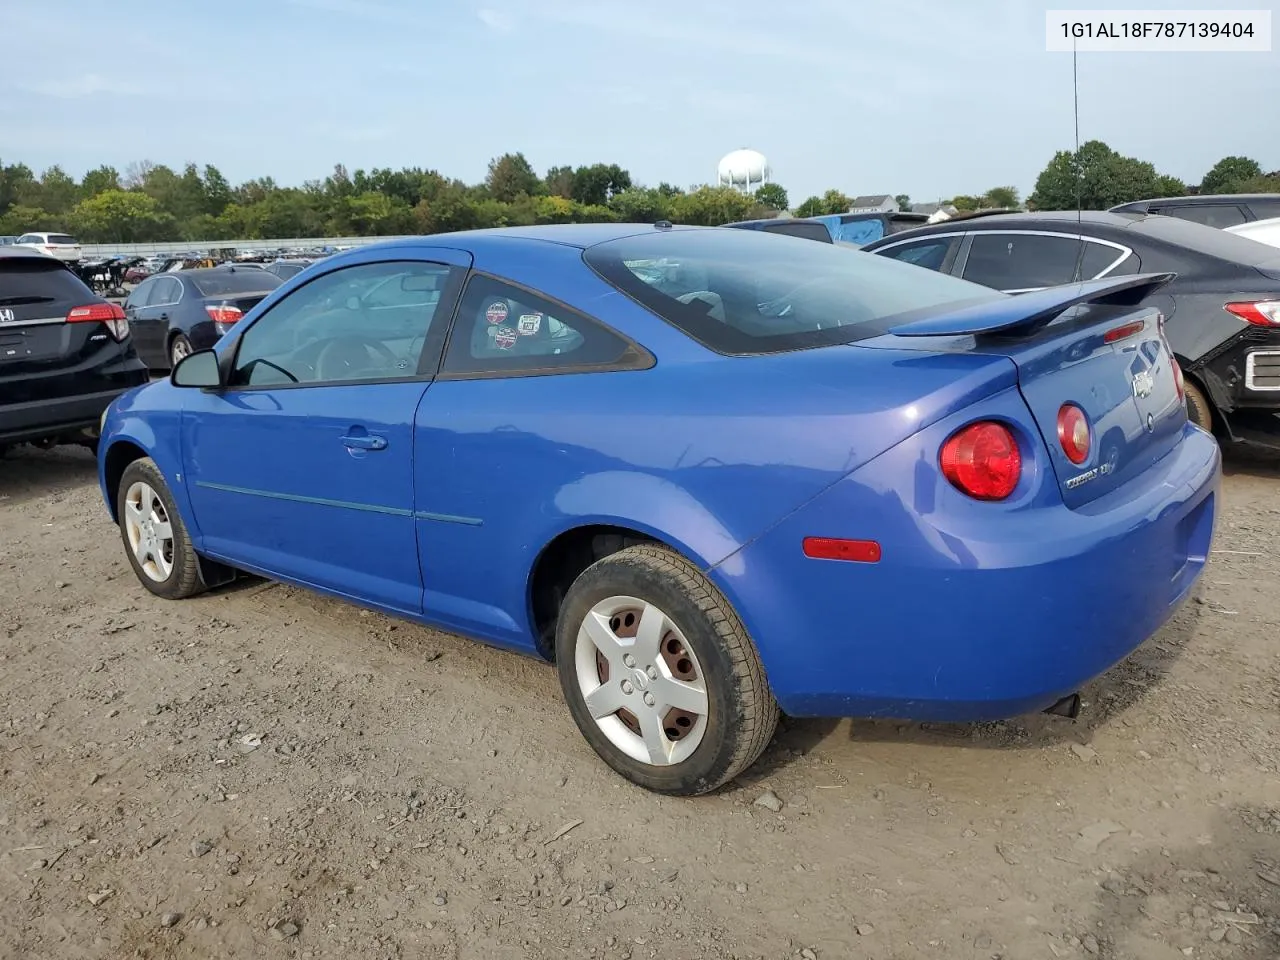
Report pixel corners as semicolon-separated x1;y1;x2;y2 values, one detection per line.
411;271;651;648
179;250;469;614
123;278;163;366
127;276;181;365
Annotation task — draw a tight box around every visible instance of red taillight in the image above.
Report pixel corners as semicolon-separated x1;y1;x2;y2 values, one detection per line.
802;537;881;563
205;304;243;325
1056;404;1091;464
1225;300;1280;326
939;421;1021;501
67;302;128;342
1103;319;1145;343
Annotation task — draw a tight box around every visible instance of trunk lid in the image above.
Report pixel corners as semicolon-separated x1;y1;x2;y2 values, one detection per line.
866;274;1187;508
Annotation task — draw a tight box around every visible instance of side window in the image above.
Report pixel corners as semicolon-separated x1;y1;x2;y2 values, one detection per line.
879;238;956;274
153;277;181;305
962;233;1084;290
125;279;157;309
1157;204;1247;228
441;274;633;376
230;260;454;387
1079;241;1129;278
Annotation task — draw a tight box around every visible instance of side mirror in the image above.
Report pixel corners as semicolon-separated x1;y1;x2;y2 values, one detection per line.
171;349;223;389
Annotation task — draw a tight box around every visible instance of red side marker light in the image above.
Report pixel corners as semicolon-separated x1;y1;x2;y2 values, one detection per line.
802;537;881;563
1103;319;1145;343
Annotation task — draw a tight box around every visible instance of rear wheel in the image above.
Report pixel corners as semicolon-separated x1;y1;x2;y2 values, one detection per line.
555;544;778;795
117;457;203;600
1184;381;1213;432
169;334;193;368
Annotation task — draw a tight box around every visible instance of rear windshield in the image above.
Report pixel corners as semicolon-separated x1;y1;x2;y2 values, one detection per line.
0;259;93;311
1129;215;1280;266
584;228;1003;355
190;269;283;297
760;222;833;243
47;234;77;245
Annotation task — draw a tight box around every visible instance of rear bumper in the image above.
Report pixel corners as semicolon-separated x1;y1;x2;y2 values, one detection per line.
712;421;1221;721
0;370;149;445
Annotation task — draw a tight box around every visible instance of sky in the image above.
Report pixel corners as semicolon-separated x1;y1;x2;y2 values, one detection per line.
2;0;1277;204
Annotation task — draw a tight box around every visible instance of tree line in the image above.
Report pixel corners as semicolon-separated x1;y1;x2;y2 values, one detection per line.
0;146;1275;244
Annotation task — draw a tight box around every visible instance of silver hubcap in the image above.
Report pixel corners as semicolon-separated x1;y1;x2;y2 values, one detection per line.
123;481;175;582
171;338;190;364
575;596;709;766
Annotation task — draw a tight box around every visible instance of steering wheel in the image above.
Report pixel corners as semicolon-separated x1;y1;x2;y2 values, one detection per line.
315;336;400;381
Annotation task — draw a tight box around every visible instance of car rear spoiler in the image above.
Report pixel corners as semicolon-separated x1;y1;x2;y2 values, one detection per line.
888;272;1176;339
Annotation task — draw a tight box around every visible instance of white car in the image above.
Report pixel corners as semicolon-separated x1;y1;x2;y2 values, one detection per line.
15;231;83;263
1226;216;1280;249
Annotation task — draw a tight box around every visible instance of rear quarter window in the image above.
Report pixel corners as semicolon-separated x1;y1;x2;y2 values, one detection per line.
584;227;1002;355
47;234;78;245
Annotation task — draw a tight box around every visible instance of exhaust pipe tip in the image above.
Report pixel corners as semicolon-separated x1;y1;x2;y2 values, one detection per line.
1044;693;1081;719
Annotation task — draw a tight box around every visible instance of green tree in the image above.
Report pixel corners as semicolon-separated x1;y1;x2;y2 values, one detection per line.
80;165;120;198
820;189;852;215
668;186;756;226
753;182;789;211
984;185;1019;208
203;165;233;217
794;195;824;218
609;186;672;223
0;161;37;215
485;152;541;202
1235;173;1280;193
37;165;80;215
0;204;55;235
571;163;632;207
544;165;576;199
71;190;174;242
894;194;911;212
1153;174;1187;197
1200;156;1263;194
1029;140;1177;211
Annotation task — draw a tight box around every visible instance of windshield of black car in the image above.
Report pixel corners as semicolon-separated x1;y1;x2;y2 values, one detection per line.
584;228;1003;354
190;270;283;297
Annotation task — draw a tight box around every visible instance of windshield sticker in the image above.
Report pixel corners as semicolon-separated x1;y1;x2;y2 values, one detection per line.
518;313;542;335
485;301;509;325
494;325;518;350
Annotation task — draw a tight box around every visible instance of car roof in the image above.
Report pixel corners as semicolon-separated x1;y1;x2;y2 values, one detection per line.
865;210;1144;244
0;245;61;261
1113;193;1280;209
382;223;702;251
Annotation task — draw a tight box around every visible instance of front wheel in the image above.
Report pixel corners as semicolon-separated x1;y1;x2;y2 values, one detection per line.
117;457;204;599
555;544;778;795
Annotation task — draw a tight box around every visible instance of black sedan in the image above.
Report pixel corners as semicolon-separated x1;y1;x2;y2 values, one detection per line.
863;211;1280;449
124;267;282;370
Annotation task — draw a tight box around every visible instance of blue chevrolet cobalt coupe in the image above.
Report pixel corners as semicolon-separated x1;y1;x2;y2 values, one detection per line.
98;224;1220;795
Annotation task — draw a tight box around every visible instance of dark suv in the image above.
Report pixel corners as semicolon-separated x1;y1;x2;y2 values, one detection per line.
0;248;150;454
1110;194;1280;229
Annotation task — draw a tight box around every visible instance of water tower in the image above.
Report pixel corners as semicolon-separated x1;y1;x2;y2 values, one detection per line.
717;148;770;193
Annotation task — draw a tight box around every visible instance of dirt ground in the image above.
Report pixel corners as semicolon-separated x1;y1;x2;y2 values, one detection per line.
1;445;1277;960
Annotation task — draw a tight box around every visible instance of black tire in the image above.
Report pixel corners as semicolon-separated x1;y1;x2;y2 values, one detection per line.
116;457;204;600
555;544;778;796
1184;380;1213;433
169;334;193;369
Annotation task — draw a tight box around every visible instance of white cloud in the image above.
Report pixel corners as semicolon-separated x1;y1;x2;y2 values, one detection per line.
477;8;515;32
20;73;146;99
